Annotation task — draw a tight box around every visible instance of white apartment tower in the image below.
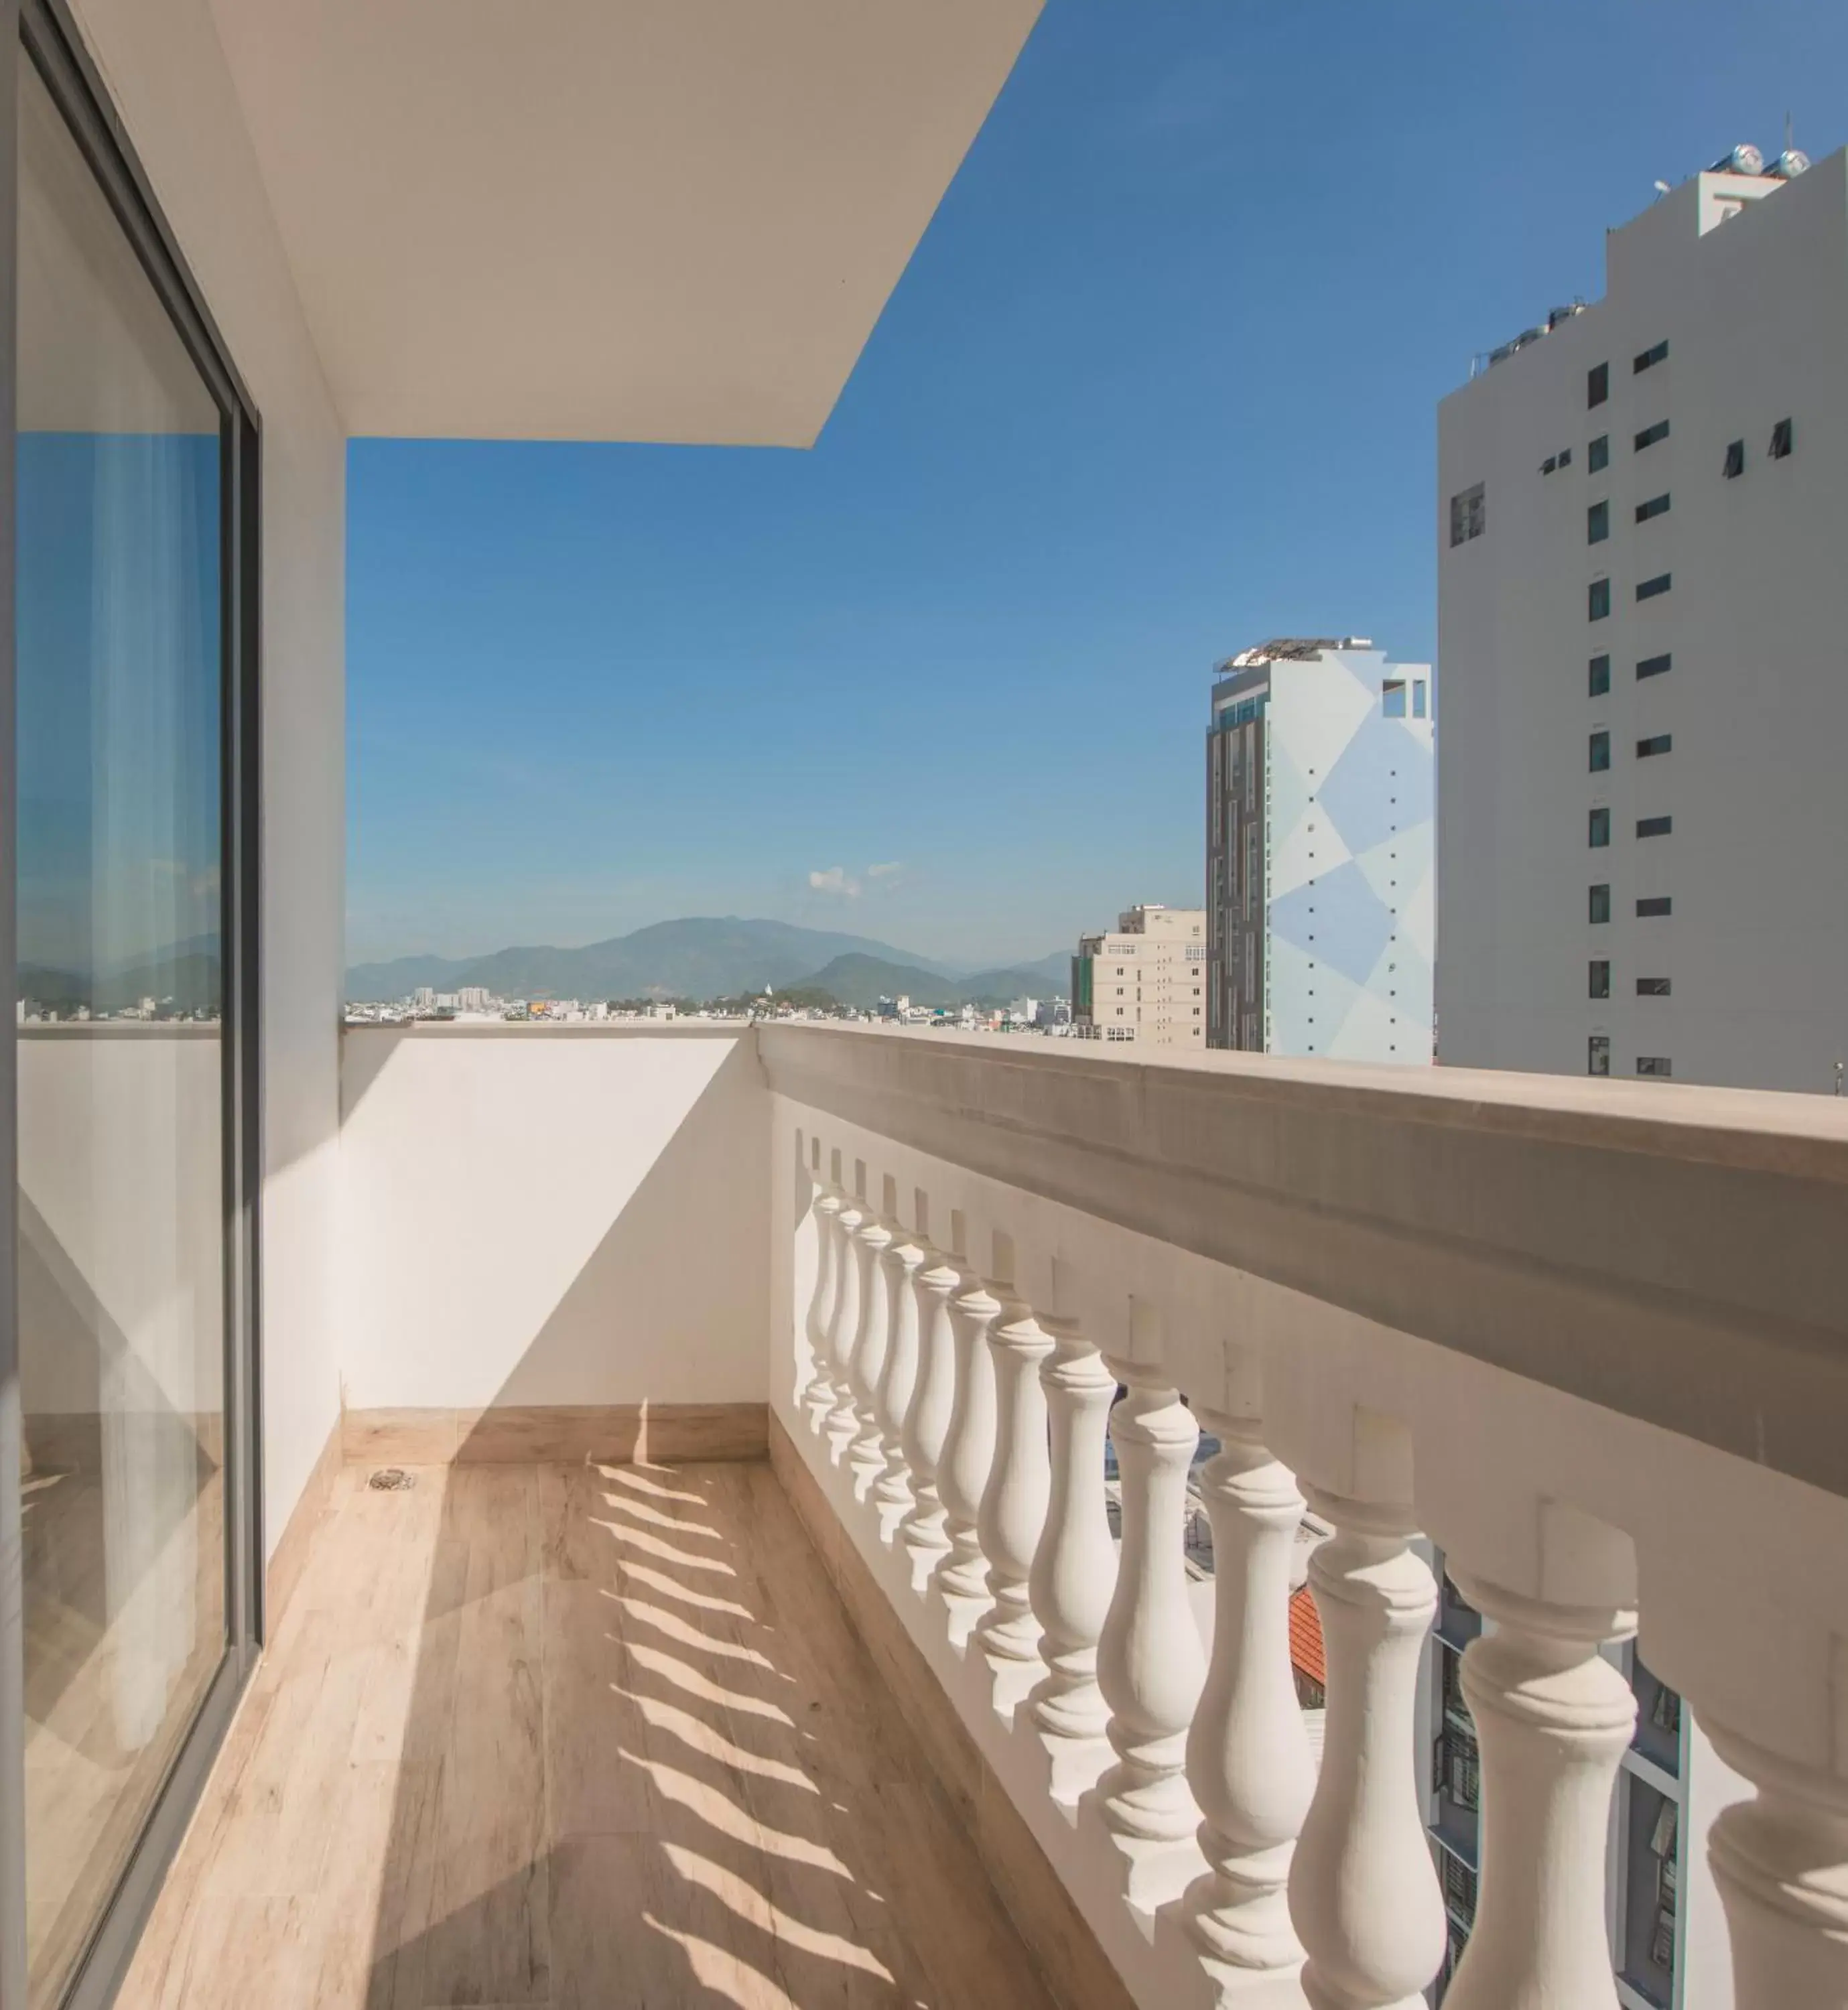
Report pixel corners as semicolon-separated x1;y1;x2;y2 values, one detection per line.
1438;143;1848;1091
1206;639;1435;1064
1071;904;1206;1049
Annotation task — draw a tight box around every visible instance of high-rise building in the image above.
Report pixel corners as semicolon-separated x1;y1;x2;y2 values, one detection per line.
1205;639;1435;1063
1071;904;1205;1049
1438;143;1843;1091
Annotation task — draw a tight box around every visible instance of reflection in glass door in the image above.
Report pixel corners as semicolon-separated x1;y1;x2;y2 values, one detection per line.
12;16;257;2003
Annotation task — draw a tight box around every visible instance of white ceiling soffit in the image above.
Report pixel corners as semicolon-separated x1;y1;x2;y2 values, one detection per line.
206;0;1043;444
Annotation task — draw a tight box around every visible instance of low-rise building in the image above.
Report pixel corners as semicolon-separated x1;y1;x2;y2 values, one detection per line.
1072;904;1206;1049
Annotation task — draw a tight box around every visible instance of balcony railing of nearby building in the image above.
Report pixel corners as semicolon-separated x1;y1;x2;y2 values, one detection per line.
755;1022;1848;2010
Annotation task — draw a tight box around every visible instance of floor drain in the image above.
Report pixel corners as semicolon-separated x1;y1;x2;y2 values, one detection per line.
367;1467;416;1491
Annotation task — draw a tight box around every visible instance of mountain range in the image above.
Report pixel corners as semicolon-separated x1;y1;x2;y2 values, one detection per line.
346;917;1070;1006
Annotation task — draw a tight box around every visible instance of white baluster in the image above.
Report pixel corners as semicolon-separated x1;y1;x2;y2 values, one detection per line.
1441;1574;1636;2010
1094;1367;1206;1904
846;1191;895;1490
801;1151;843;1433
1289;1487;1445;2010
1706;1725;1848;2007
823;1178;866;1461
899;1208;960;1570
975;1267;1055;1673
1179;1407;1315;1974
1028;1315;1116;1772
934;1272;1001;1613
872;1198;926;1532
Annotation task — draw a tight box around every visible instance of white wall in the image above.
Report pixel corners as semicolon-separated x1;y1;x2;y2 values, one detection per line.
338;1030;769;1411
69;0;348;1555
1438;155;1848;1091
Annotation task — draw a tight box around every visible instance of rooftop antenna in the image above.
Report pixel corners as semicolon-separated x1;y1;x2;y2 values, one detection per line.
1652;179;1672;199
1786;110;1795;153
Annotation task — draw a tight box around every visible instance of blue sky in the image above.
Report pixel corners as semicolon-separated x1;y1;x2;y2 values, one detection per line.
347;0;1848;970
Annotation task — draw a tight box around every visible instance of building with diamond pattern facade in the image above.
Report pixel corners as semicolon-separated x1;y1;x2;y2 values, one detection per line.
1206;638;1435;1063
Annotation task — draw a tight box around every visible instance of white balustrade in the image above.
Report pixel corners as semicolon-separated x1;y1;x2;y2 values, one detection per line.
802;1154;844;1434
899;1217;962;1568
1706;1725;1848;2007
1028;1315;1118;1761
935;1271;1001;1609
822;1179;866;1460
1441;1574;1637;2010
1179;1406;1315;1974
1094;1365;1206;1897
872;1197;927;1526
974;1272;1055;1669
1290;1485;1445;2010
847;1186;897;1487
773;1057;1848;2010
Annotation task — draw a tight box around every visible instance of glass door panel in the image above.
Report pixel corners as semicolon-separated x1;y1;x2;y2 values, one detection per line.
15;52;230;2005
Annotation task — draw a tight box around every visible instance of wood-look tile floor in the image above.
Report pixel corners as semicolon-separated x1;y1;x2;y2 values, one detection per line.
118;1459;1058;2010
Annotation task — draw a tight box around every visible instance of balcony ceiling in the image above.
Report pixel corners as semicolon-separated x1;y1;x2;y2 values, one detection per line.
204;0;1042;443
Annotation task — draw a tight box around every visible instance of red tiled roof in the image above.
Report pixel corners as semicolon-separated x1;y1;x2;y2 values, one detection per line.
1289;1585;1325;1688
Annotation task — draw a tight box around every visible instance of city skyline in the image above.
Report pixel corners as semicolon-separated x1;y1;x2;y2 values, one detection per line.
346;2;1848;971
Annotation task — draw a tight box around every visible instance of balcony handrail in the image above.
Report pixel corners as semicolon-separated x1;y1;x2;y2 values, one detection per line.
764;1019;1848;2009
758;1020;1848;1504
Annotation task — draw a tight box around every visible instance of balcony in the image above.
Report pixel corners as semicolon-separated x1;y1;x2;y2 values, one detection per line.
104;1021;1848;2007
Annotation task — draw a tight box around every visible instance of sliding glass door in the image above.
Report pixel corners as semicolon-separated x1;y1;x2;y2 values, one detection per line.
8;5;260;2005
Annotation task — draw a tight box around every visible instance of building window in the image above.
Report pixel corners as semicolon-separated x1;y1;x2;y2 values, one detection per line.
1638;978;1672;996
1382;679;1407;718
1589;578;1611;621
1412;680;1428;718
1638;896;1672;917
1449;482;1486;547
1636;493;1671;523
1589;807;1611;847
1590;960;1611;1000
1637;734;1672;758
1770;417;1794;459
1557;446;1573;468
1637;573;1672;601
1634;340;1669;373
1588;499;1609;544
1637;652;1672;680
1589;433;1609;472
1638;815;1673;838
1589;1035;1611;1076
1721;438;1745;480
1590;884;1611;924
1542;454;1557;475
1589;362;1609;408
1589;653;1611;695
1589;730;1611;772
1637;1055;1673;1077
1635;419;1670;451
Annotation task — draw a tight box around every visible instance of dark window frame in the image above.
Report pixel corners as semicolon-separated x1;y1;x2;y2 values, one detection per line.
1634;340;1669;373
5;7;266;2007
1589;362;1609;408
1636;653;1672;681
1636;573;1672;602
1589;654;1611;696
1634;419;1670;451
